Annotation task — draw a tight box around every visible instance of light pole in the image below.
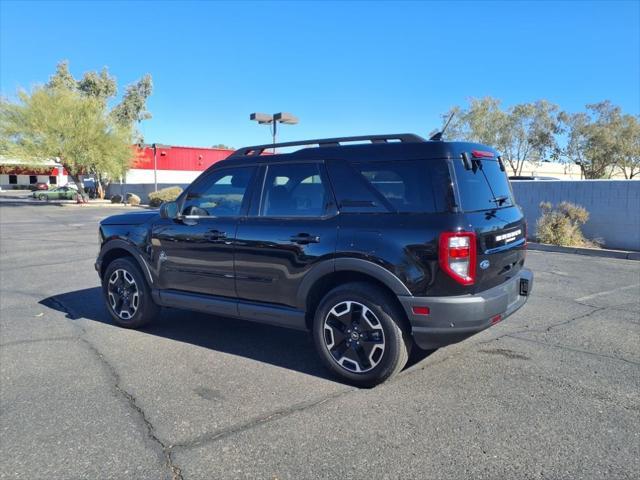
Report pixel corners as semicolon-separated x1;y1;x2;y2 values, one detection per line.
249;112;299;152
152;143;158;192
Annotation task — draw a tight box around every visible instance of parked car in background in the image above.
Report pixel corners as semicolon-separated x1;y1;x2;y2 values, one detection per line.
509;175;559;181
28;182;49;191
32;186;77;201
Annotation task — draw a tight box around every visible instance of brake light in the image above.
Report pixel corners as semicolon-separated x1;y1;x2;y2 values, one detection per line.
439;232;477;285
471;150;495;159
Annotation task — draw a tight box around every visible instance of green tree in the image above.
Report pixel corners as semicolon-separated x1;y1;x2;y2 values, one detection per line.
617;114;640;179
443;97;562;176
77;68;117;103
211;143;233;150
111;75;153;129
560;101;639;179
47;60;77;90
1;61;153;195
1;87;132;187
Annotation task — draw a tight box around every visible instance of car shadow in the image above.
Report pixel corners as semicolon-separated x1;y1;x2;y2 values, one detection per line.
40;287;435;383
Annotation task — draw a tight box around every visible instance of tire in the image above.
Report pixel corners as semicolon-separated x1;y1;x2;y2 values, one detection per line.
312;282;411;387
102;257;159;328
38;194;47;201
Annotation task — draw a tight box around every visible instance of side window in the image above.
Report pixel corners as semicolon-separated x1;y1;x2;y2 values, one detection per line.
8;175;17;184
29;175;37;184
181;166;255;217
352;160;450;213
261;163;332;217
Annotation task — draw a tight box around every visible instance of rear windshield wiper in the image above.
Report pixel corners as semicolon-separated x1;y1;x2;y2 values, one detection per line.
491;195;510;206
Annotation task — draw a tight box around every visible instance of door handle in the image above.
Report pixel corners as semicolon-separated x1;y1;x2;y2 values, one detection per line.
290;233;320;244
204;230;227;241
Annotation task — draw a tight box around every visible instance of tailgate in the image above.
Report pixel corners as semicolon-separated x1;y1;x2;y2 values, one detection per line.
467;207;527;292
450;150;527;293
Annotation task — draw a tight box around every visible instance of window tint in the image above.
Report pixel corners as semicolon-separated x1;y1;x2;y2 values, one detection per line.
352;160;451;213
452;158;514;211
182;167;255;217
261;163;331;217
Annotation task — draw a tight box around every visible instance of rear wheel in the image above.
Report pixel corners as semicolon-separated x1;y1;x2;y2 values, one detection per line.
102;257;159;328
312;282;411;387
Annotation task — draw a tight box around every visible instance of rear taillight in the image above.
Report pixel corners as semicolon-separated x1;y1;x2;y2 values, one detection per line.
439;232;477;285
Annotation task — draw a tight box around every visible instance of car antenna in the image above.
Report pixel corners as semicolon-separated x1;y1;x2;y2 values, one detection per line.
429;112;455;141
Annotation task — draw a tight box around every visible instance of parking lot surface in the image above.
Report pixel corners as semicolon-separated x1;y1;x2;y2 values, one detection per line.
1;203;639;480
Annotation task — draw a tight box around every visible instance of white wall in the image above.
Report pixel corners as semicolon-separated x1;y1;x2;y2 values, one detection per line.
124;168;203;184
0;174;68;187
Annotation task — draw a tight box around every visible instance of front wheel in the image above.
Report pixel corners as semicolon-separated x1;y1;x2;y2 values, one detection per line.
102;257;159;328
312;282;411;387
38;193;47;201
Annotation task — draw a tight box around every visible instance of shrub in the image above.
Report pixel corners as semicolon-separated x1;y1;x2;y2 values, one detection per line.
536;201;597;247
126;193;141;206
110;194;122;203
148;186;183;207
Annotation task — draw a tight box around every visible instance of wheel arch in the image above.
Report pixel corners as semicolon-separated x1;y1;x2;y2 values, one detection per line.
299;258;411;330
99;240;153;285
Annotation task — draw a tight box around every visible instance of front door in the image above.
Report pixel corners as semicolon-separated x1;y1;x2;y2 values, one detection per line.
235;162;338;308
151;166;257;297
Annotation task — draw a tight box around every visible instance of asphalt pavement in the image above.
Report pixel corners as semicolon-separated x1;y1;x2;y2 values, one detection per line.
1;203;638;480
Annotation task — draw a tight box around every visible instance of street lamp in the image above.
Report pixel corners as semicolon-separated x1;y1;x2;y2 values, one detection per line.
249;112;299;151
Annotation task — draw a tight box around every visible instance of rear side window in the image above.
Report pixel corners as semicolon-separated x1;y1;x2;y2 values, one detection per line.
351;160;451;213
452;157;514;211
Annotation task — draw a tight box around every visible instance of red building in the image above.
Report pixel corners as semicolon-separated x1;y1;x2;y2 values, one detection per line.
125;145;234;184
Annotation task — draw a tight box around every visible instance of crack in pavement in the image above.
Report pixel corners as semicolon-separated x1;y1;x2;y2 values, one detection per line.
476;299;639;366
171;388;353;452
44;295;183;480
505;334;640;366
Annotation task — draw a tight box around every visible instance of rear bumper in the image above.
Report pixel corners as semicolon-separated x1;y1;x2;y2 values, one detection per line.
399;268;533;350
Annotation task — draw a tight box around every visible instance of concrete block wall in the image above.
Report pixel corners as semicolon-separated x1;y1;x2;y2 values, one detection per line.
512;180;640;251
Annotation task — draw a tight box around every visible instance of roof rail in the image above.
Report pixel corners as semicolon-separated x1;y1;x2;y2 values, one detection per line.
230;133;426;157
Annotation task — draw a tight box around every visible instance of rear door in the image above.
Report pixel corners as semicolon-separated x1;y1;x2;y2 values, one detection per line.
451;152;527;292
234;161;339;308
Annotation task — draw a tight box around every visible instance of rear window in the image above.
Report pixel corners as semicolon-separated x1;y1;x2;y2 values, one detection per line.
352;160;451;213
452;157;514;211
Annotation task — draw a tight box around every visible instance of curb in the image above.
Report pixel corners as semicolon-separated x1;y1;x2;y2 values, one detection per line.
528;242;640;261
58;202;152;209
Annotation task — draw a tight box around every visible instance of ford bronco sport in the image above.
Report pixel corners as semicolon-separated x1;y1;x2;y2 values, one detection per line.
96;134;533;386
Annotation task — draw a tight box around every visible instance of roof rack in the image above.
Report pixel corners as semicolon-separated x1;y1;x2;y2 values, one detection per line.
230;133;426;157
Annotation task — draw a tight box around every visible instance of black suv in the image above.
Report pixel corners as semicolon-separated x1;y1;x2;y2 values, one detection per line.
96;134;533;386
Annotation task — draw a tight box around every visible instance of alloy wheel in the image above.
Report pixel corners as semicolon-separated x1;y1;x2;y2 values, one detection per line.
323;301;385;373
107;269;140;320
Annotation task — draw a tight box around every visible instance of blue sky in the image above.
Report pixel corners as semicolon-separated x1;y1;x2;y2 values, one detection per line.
1;0;638;148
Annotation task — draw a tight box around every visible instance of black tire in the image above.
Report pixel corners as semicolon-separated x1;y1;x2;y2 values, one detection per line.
38;194;47;201
312;282;411;387
102;257;159;328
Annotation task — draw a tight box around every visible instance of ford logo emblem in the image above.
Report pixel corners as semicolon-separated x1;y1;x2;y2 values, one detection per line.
480;260;490;270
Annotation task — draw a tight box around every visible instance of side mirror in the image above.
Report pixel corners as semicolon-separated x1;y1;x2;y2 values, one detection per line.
159;201;179;219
